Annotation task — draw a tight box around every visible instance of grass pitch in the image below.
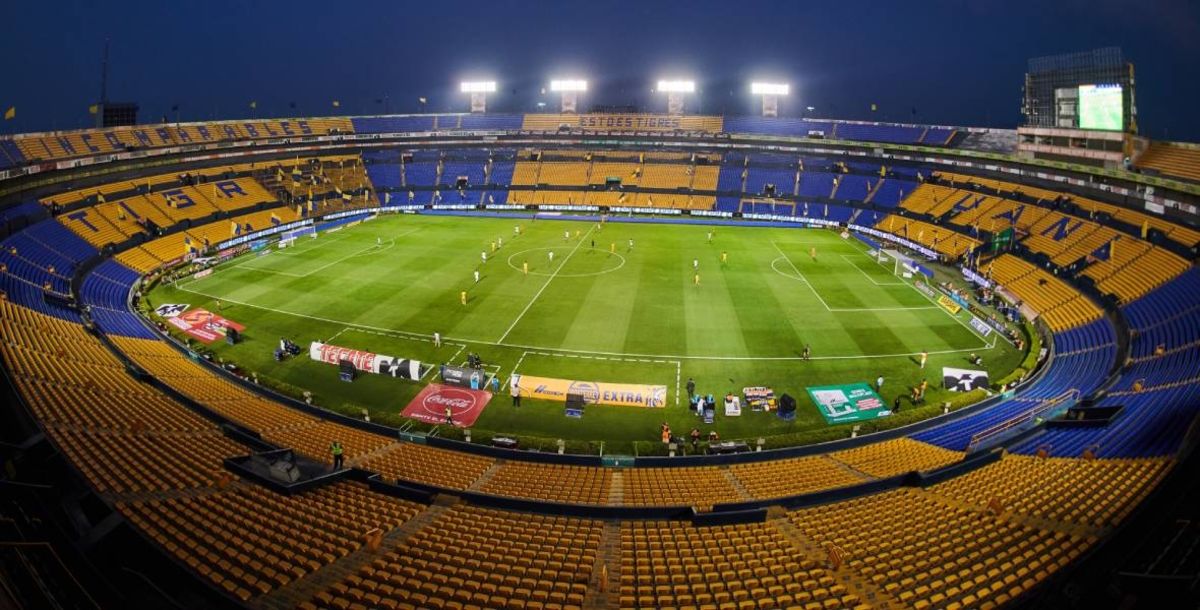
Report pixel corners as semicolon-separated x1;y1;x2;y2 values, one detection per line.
149;213;1023;454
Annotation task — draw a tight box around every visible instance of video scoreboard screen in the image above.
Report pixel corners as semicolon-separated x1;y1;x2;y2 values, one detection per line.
1077;84;1124;131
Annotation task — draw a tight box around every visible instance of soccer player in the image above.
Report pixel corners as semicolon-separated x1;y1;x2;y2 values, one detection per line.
491;241;497;253
460;291;467;306
377;237;382;246
548;250;555;264
514;225;520;236
693;258;699;271
628;238;634;251
433;332;441;347
610;242;616;255
919;351;928;369
809;247;817;261
563;230;570;242
802;344;811;361
481;251;487;264
574;229;580;239
693;273;700;286
497;236;503;248
523;261;529;275
591;239;595;249
721;251;728;265
707;230;713;244
473;270;480;283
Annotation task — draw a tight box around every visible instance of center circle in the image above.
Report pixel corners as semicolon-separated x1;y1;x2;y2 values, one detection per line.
505;247;626;277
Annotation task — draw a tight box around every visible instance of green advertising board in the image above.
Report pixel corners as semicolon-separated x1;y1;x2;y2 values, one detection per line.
806;382;891;425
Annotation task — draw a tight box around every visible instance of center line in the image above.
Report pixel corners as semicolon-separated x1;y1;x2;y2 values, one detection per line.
497;225;595;343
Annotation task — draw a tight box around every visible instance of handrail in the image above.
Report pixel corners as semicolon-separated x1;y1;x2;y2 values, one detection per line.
967;387;1080;452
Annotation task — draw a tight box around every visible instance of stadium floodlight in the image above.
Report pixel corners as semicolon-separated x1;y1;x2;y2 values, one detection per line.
751;82;790;96
550;79;588;92
459;81;497;93
751;82;790;117
550;79;588;113
657;79;695;115
657;80;696;93
460;80;496;113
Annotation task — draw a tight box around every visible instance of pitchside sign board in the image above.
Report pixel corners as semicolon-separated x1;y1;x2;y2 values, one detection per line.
806;383;891;425
943;367;990;392
309;342;423;380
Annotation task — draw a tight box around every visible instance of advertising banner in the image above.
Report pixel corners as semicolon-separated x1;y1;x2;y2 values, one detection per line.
153;303;189;318
806;383;890;425
514;374;667;408
400;383;492;427
943;367;990;392
968;317;994;338
308;342;423;380
441;364;487;389
166;308;246;343
936;294;962;315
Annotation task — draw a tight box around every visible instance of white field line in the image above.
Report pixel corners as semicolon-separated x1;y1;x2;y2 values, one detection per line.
844;237;997;348
840;253;906;286
768;256;937;312
219;228;417;279
497;225;595;343
770;240;832;311
173;282;990;361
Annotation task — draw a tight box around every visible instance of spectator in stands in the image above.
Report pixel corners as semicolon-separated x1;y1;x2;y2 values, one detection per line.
330;441;344;469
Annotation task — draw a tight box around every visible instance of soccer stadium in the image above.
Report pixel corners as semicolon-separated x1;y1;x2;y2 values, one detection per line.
2;3;1199;609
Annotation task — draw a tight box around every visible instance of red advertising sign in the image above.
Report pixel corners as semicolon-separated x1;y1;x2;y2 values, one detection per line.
167;308;246;344
400;384;492;428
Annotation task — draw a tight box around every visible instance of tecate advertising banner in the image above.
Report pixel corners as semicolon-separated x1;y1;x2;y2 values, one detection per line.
514;374;667;408
308;342;422;380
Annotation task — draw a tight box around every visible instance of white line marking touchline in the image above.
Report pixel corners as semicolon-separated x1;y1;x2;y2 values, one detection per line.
171;283;994;361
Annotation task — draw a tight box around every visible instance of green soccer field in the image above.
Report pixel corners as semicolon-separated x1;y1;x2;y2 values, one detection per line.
147;213;1026;454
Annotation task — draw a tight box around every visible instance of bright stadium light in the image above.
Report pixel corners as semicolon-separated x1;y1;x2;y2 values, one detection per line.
751;82;790;96
550;79;587;113
459;81;497;93
751;81;789;117
657;80;696;93
550;79;588;92
460;80;496;113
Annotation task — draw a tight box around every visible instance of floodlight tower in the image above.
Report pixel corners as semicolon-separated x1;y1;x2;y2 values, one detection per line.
460;81;496;113
657;80;695;115
549;79;587;113
751;82;789;117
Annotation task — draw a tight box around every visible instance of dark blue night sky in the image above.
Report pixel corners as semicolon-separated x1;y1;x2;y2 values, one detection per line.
2;0;1197;140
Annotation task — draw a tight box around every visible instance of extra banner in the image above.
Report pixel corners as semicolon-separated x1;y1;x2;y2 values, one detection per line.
943;367;990;392
308;342;423;380
806;383;891;425
514;374;667;408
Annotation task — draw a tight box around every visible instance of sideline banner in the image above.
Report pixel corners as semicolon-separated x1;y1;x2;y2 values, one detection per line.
308;342;423;379
167;308;245;343
401;383;492;427
936;294;962;315
943;367;990;392
514;374;667;408
806;383;890;425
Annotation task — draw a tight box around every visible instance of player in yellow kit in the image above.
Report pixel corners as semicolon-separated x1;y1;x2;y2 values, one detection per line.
460;291;467;306
522;261;528;275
